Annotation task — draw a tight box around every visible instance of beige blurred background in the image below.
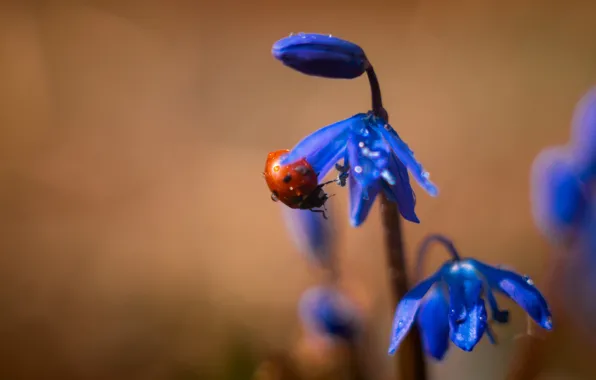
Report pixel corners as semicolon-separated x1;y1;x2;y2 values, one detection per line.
1;0;596;379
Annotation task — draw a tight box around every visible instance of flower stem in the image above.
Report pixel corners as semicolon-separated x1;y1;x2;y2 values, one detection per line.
366;66;428;380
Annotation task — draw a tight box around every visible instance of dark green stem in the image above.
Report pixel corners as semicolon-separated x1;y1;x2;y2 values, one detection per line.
366;65;428;380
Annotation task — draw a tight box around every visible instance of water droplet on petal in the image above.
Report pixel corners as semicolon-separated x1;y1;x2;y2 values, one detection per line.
381;169;396;185
524;275;534;285
354;166;363;174
422;171;430;179
397;320;404;328
545;316;553;328
358;141;365;148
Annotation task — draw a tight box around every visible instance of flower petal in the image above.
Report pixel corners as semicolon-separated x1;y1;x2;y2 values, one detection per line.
281;206;334;267
280;114;366;180
348;172;380;227
382;152;420;223
299;286;360;341
417;285;450;360
449;285;488;352
388;268;443;355
570;86;596;177
530;146;588;241
272;33;369;79
468;259;553;330
347;120;391;190
375;120;438;197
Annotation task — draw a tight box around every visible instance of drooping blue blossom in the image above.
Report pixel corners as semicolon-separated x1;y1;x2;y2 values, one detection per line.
272;33;369;79
272;33;438;226
279;112;438;226
281;206;335;268
389;234;552;359
299;286;361;341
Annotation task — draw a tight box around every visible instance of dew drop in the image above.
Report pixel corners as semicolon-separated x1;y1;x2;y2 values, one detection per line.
397;320;404;328
524;276;534;285
354;166;363;174
545;317;553;328
422;171;430;179
358;141;365;148
289;32;295;36
381;169;396;185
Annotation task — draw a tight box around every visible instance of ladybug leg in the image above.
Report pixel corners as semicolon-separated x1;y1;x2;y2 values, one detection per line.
309;209;328;220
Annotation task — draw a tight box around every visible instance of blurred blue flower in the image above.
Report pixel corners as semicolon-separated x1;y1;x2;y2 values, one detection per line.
389;234;552;359
299;286;361;341
530;88;596;243
570;86;596;179
272;33;369;79
530;147;589;242
281;206;335;268
279;112;438;227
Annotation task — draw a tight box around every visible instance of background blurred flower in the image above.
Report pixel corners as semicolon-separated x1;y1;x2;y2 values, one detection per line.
389;234;552;359
530;147;589;244
272;33;369;79
281;206;335;268
530;87;595;244
299;286;362;342
570;86;596;179
280;112;437;226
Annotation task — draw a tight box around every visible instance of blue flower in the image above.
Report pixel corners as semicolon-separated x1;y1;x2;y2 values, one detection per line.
570;86;596;179
530;147;589;242
299;286;361;341
272;33;369;79
279;112;438;226
281;206;335;268
389;234;552;359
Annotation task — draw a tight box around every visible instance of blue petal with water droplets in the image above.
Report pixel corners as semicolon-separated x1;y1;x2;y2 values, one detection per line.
417;285;450;360
347;126;390;191
348;172;380;227
468;259;553;330
272;33;369;79
382;152;419;223
375;120;438;197
449;281;488;352
388;267;444;355
280;114;366;180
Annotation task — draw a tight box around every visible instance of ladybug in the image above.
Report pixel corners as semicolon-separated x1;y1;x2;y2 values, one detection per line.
263;149;332;218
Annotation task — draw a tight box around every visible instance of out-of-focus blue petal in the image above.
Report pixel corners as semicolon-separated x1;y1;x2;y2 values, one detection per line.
299;286;360;341
281;207;334;267
280;114;366;180
417;285;450;360
469;259;553;330
375;119;439;197
272;33;369;79
388;267;444;355
570;86;596;177
449;282;488;352
530;147;588;240
348;171;380;227
382;152;420;223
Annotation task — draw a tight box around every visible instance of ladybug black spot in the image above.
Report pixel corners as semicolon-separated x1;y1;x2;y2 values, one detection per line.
283;174;292;183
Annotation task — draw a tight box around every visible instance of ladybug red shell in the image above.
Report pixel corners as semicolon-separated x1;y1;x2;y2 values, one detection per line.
264;149;329;213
